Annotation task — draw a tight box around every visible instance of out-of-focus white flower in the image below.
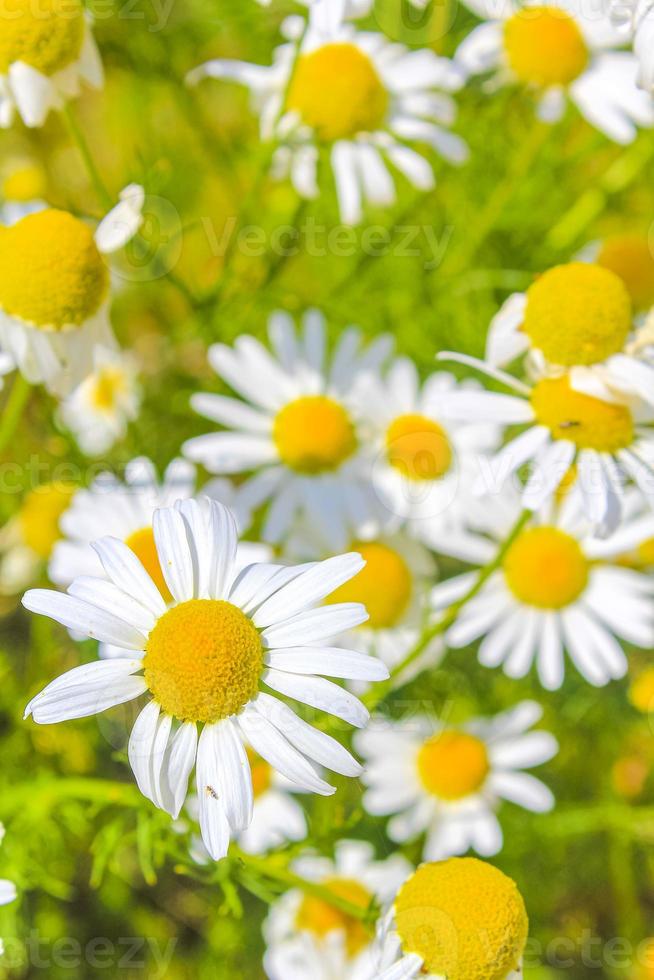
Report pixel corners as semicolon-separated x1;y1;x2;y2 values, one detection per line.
0;0;103;129
58;347;142;457
188;6;467;224
0;187;144;396
0;482;76;595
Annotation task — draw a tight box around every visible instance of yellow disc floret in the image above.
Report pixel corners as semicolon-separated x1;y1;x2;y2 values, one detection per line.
327;541;413;629
503;526;588;609
0;210;109;330
386;414;453;482
295;878;373;957
287;43;389;141
417;731;490;800
273;395;357;474
504;7;588;87
124;527;172;604
394;858;528;980
2;163;46;203
0;0;85;75
629;668;654;714
523;263;632;366
143;599;263;723
597;235;654;312
531;375;634;452
90;365;129;411
18;482;75;559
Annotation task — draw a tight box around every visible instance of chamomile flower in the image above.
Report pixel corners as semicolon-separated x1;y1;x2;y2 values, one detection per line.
441;346;654;534
0;825;16;959
0;186;144;396
0;0;103;129
187;8;467;225
263;840;411;980
484;262;654;414
186;750;307;856
364;857;528;980
0;159;47;225
456;0;654;143
356;701;556;860
23;498;388;860
430;496;654;689
0;481;76;595
58;346;142;456
354;359;501;546
182;310;392;550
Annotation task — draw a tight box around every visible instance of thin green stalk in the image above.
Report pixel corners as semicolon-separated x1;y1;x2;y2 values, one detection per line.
233;847;377;922
363;509;532;711
0;373;31;457
62;104;113;210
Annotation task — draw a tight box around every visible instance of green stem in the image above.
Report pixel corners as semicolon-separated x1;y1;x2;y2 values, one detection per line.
0;373;31;457
363;509;532;711
62;104;113;210
233;847;376;922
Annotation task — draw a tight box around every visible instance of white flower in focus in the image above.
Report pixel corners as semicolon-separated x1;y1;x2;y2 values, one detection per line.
0;0;103;129
0;187;144;396
182;310;393;550
456;0;654;144
187;8;467;224
356;701;557;860
263;840;411;980
58;347;142;456
430;495;654;688
23;498;389;861
362;857;527;980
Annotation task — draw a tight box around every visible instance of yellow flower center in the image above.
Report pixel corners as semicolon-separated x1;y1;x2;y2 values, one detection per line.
394;858;528;980
295;877;372;957
18;482;76;559
597;235;654;312
629;668;654;714
287;43;389;141
326;541;413;629
417;731;490;801
143;599;263;723
0;0;85;75
531;376;634;452
386;413;453;482
523;263;632;366
637;538;654;567
503;526;588;609
90;366;128;411
0;210;109;330
273;395;357;474
2;164;46;202
124;527;172;604
503;7;588;87
247;749;272;798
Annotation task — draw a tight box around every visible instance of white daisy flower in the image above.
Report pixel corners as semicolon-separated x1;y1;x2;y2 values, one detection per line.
182;310;393;550
484;262;654;415
58;346;142;457
0;827;16;959
0;0;103;129
440;348;654;535
263;840;411;980
356;701;556;860
23;498;389;861
0;481;77;595
186;750;308;856
187;8;467;225
430;495;654;689
0;159;47;225
354;358;502;546
363;857;527;980
0;186;144;396
456;0;654;144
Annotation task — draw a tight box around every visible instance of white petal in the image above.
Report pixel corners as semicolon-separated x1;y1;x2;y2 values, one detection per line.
262;669;369;728
264;647;389;681
165;721;198;819
196;725;231;861
262;604;368;646
22;589;146;649
490;771;555;812
26;660;146;724
252;553;365;627
91;537;166;616
238;705;335;795
212;719;254;832
153;506;195;602
95;184;145;253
